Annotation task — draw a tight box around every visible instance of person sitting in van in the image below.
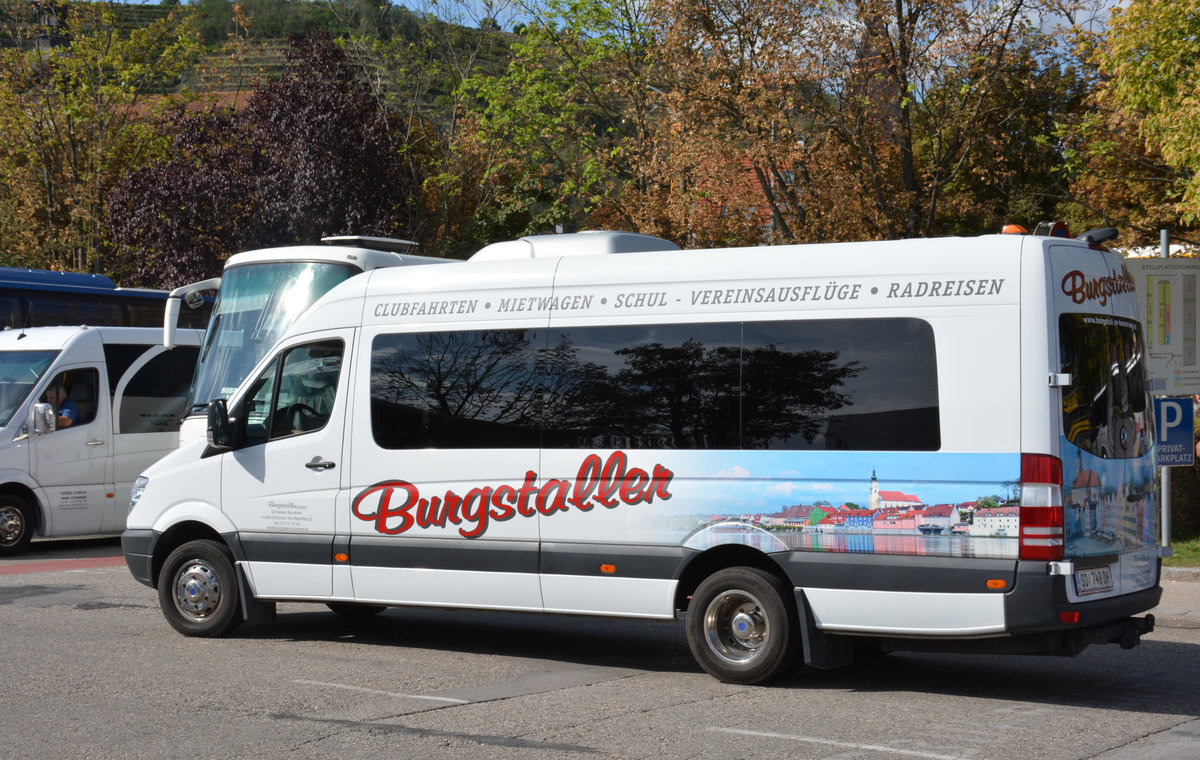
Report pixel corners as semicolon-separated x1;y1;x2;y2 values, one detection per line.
44;381;79;428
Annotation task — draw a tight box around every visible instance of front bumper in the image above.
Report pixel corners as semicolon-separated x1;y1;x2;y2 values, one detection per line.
120;529;157;587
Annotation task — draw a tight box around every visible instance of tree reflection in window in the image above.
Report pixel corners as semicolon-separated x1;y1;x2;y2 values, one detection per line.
371;318;939;452
1059;314;1151;459
371;330;543;449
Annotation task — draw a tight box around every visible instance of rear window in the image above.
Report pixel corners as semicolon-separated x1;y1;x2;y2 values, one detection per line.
1059;314;1151;459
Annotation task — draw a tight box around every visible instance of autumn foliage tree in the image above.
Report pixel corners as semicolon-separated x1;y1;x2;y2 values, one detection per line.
0;0;200;274
1;0;1189;283
107;32;418;287
647;0;1078;243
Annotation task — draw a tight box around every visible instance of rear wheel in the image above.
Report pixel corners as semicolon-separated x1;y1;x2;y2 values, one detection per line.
0;496;34;556
158;540;244;637
686;566;799;684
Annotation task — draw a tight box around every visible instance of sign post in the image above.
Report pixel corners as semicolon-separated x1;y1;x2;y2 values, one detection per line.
1127;230;1200;554
1153;396;1194;556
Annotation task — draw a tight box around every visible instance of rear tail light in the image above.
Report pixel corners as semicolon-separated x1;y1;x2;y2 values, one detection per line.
1019;453;1064;561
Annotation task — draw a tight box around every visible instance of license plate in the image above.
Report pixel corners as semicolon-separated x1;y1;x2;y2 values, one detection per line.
1075;566;1113;596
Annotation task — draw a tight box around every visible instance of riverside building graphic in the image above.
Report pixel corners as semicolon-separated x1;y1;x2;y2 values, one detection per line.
639;450;1154;562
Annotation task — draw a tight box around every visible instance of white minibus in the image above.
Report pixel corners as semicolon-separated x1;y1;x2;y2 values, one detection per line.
123;230;1162;683
0;326;202;554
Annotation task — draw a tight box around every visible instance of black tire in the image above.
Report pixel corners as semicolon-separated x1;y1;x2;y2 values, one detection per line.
0;495;34;557
326;602;387;617
158;540;244;637
685;566;799;684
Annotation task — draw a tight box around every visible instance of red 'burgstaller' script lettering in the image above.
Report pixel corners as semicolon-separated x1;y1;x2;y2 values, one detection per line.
1061;267;1135;307
351;451;675;539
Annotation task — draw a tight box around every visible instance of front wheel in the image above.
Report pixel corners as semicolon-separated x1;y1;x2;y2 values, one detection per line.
158;540;244;637
685;566;799;684
0;496;34;556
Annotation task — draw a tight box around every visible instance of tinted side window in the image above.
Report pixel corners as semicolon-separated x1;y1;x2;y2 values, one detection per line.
371;330;544;449
541;323;742;449
26;296;122;327
118;346;200;433
44;368;100;428
103;344;152;397
177;300;214;329
125;301;166;328
270;340;343;438
239;340;344;446
243;358;278;447
0;297;21;329
371;319;940;452
742;319;939;451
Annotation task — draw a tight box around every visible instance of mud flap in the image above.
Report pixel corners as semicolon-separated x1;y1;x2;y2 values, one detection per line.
237;563;276;624
795;589;854;669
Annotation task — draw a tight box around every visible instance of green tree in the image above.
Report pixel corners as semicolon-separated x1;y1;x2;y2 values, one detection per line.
1094;0;1200;225
928;44;1093;236
0;0;200;275
458;0;659;243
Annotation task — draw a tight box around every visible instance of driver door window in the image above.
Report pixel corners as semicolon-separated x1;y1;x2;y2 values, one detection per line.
44;368;99;429
243;340;343;446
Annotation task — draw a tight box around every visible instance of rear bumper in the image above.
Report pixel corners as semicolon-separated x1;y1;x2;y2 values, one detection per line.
1004;561;1162;634
780;550;1162;660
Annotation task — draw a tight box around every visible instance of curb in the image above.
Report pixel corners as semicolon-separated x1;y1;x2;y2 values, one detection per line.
1163;566;1200;583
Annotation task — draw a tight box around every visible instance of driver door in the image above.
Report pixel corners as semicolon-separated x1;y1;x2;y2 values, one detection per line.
30;367;111;537
221;332;351;598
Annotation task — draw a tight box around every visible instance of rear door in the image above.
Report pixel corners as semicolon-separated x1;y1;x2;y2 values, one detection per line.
1051;245;1158;599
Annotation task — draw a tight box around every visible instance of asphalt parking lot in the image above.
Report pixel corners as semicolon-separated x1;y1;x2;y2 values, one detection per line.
3;539;1199;760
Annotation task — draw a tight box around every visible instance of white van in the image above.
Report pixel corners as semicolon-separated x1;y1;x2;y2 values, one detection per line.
123;231;1162;684
0;326;202;555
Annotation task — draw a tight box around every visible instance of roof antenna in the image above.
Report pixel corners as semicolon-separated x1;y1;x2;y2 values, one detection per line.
16;301;30;340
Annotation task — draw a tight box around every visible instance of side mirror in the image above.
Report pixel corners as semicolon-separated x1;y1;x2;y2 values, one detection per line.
184;290;206;310
163;297;181;349
207;399;233;452
30;403;55;436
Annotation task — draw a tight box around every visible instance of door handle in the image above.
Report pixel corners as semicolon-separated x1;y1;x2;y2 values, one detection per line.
85;440;105;446
305;457;336;471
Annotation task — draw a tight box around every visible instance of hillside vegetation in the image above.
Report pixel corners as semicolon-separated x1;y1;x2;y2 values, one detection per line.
0;0;1195;286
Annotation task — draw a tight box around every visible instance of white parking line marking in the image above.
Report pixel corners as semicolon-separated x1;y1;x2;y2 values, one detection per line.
295;679;469;704
710;727;972;760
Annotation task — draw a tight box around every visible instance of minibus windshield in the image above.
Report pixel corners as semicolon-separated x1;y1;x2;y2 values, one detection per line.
187;261;356;412
0;350;58;426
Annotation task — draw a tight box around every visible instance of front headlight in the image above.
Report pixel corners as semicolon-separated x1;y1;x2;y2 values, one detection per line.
129;476;149;513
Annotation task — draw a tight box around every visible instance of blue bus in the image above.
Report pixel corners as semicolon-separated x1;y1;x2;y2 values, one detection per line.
0;267;211;330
